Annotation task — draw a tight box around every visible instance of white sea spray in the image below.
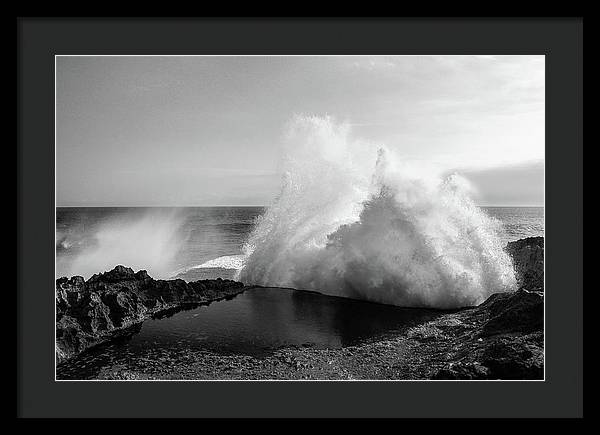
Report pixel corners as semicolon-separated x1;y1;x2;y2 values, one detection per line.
240;115;516;308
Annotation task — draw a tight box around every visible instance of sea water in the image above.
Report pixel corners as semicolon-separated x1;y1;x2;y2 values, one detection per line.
56;205;542;282
56;287;445;379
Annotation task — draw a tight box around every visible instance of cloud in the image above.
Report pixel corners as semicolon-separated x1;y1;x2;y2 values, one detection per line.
458;160;544;206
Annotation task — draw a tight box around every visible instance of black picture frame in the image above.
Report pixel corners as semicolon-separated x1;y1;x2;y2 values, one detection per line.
17;17;583;418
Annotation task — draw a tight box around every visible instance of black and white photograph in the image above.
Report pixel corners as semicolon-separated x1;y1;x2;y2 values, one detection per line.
54;55;545;381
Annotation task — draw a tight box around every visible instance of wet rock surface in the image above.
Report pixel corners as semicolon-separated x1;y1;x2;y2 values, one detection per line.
506;236;544;291
480;289;543;337
56;265;248;363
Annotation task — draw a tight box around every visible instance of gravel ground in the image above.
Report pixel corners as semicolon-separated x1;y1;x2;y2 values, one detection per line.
93;298;543;381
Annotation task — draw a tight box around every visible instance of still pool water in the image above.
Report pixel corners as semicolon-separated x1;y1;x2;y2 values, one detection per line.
57;287;443;379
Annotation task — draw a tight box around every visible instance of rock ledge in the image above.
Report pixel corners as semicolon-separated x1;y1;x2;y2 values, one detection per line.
56;265;248;363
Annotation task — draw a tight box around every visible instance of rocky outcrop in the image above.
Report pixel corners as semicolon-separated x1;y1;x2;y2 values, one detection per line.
56;265;248;363
428;289;544;380
506;236;544;291
429;234;545;380
480;288;543;337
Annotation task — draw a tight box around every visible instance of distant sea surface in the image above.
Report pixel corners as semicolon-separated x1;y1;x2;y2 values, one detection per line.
56;206;544;281
483;206;544;245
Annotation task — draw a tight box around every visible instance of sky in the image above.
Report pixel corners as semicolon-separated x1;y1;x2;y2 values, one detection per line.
56;55;544;207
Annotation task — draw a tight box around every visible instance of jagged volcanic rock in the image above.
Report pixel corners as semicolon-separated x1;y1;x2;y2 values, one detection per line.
429;237;545;380
56;266;248;363
430;289;544;380
479;289;543;337
506;236;544;291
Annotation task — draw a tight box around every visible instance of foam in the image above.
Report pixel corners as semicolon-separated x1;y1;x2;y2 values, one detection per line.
240;115;516;308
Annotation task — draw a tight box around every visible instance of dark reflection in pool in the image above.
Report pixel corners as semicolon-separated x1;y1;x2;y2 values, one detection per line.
57;287;443;379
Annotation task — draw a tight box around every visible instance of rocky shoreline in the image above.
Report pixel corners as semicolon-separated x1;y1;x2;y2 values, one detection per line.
56;266;250;363
88;288;542;380
56;236;544;380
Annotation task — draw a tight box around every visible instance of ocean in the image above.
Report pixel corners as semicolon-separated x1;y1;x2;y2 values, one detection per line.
56;206;544;282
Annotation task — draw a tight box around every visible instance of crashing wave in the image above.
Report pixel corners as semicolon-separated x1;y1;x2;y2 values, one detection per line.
239;115;516;309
